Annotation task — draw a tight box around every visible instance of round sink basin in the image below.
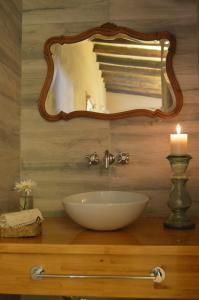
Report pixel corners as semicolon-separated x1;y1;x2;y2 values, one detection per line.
63;191;149;231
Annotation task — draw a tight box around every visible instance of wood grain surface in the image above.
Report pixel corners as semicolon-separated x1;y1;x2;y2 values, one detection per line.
0;218;199;298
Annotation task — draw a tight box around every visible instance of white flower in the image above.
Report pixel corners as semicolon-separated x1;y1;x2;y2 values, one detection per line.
14;179;36;195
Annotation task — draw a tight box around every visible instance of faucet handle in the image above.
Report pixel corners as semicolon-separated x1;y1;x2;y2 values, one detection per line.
117;152;129;165
85;152;99;166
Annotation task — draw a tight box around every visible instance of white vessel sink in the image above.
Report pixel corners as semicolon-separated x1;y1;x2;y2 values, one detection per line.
63;191;149;231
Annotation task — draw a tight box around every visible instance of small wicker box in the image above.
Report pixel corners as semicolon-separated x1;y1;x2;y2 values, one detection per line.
0;218;42;238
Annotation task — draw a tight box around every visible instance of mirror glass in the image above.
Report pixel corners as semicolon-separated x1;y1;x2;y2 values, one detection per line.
39;24;182;121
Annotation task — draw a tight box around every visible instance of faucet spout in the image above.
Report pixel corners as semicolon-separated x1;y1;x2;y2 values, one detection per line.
104;150;109;169
103;150;115;169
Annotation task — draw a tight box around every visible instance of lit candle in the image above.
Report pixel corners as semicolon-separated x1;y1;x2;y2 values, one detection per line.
170;124;188;155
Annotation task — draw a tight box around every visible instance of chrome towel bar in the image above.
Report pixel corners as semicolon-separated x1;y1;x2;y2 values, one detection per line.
30;265;165;283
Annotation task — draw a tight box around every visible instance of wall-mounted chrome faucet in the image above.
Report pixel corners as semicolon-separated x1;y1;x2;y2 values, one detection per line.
86;150;129;168
103;150;115;169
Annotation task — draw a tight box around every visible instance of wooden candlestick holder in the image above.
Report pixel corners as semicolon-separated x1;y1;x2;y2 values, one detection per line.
164;154;195;229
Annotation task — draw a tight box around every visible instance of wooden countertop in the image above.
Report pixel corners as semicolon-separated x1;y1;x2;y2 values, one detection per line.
0;217;198;255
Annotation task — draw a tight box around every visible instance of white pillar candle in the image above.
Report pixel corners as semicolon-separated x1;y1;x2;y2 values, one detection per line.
170;124;188;155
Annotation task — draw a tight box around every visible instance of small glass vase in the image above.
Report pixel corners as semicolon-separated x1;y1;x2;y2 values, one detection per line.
19;192;33;210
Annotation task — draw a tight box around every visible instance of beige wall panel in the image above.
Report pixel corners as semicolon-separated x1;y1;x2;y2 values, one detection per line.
21;108;109;132
109;0;196;23
23;0;109;25
21;0;199;218
0;0;21;214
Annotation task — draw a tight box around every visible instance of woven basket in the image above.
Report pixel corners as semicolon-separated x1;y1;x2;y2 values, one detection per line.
0;218;42;238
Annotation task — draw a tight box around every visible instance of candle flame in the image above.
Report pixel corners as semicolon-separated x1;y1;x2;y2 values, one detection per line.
176;124;181;134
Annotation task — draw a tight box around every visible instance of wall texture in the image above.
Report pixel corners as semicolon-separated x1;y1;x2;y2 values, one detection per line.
0;1;22;299
22;0;199;218
0;0;21;213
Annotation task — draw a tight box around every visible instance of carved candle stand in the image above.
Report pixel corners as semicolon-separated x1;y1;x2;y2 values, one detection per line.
164;154;195;229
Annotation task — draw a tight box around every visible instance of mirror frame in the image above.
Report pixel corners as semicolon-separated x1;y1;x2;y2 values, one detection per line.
39;23;183;121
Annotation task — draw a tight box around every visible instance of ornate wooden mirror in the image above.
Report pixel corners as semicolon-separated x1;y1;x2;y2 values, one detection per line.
39;23;183;121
